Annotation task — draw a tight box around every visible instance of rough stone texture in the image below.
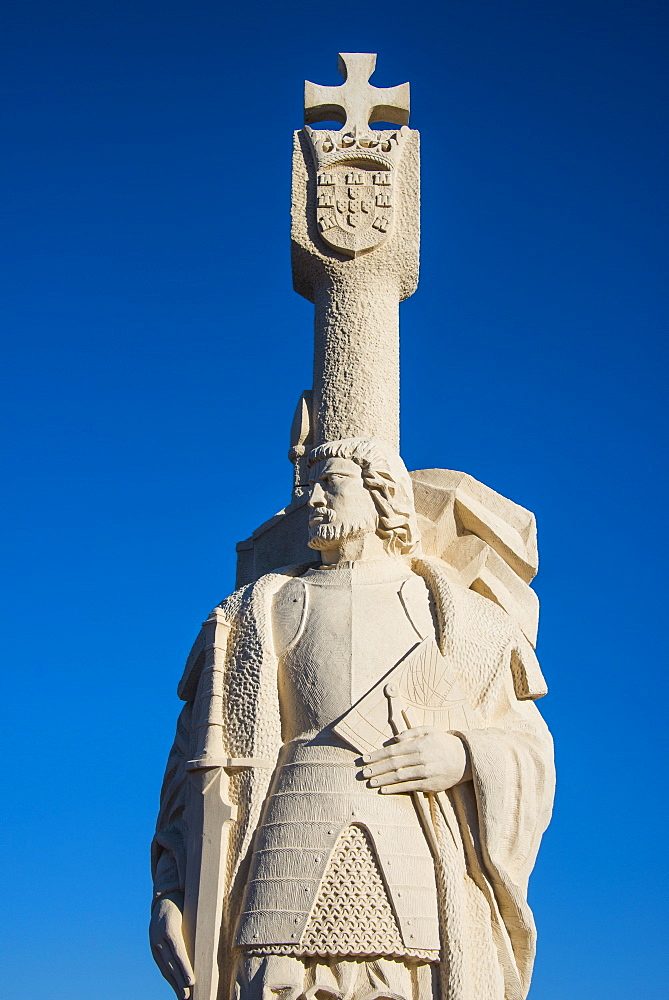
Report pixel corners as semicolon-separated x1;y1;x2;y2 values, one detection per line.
298;824;413;958
292;127;420;450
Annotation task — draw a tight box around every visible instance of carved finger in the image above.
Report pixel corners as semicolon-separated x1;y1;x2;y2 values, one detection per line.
166;957;188;994
394;726;433;741
164;956;185;989
361;743;401;765
171;968;194;999
361;751;422;778
151;942;179;995
166;935;196;992
369;764;426;786
362;738;423;766
379;778;438;794
164;953;195;1000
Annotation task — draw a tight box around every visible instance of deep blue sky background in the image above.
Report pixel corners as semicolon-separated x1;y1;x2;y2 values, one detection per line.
2;1;667;997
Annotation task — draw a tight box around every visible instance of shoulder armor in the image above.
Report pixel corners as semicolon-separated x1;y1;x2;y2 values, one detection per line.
399;574;437;640
272;577;308;657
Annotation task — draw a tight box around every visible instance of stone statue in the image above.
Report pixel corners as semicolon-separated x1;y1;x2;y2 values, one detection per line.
149;55;554;1000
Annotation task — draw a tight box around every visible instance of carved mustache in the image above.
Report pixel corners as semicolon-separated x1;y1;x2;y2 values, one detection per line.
308;509;335;525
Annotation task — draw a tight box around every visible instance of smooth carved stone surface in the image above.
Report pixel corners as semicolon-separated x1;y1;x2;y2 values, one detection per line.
304;53;410;135
410;468;540;647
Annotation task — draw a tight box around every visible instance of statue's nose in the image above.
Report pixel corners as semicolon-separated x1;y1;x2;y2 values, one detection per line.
308;482;326;507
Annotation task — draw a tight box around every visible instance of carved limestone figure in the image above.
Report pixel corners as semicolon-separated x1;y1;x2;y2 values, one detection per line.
149;54;554;1000
150;439;554;1000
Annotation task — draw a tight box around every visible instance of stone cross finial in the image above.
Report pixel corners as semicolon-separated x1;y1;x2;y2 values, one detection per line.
304;53;410;134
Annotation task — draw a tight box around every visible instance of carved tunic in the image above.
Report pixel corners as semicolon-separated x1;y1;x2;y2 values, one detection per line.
234;559;441;960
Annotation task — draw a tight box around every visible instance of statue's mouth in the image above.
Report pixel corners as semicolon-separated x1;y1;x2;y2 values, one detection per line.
309;511;335;528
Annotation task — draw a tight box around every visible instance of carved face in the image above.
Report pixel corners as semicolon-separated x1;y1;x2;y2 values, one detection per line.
307;457;378;550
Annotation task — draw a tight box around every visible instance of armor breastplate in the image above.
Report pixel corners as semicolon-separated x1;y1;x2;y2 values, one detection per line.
275;560;435;743
234;559;441;959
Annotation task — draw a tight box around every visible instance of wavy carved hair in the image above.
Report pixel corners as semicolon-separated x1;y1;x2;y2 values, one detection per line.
307;437;420;557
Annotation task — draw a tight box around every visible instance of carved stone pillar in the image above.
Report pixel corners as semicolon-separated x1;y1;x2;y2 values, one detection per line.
290;54;420;451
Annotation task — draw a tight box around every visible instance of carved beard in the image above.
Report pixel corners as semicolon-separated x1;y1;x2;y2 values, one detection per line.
307;510;378;550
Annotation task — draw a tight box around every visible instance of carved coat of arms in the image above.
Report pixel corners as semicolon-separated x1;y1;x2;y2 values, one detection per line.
305;126;409;258
316;165;393;256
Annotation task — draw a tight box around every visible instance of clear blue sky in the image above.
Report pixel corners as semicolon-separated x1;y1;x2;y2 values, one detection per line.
2;1;667;998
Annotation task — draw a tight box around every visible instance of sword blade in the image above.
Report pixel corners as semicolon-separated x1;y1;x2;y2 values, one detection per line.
184;765;236;1000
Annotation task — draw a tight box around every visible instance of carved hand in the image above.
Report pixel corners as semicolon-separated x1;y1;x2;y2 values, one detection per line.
149;894;195;1000
360;726;472;793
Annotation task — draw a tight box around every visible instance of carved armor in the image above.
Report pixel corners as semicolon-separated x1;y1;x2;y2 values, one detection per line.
234;559;441;959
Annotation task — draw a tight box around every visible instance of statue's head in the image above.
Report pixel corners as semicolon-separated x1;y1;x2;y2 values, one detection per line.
306;437;420;556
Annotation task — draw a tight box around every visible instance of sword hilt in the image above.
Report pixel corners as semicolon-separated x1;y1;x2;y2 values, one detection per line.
383;682;440;859
384;681;404;735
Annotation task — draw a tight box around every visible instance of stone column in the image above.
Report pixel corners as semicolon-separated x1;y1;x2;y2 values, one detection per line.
236;55;421;585
291;121;420;451
312;272;400;447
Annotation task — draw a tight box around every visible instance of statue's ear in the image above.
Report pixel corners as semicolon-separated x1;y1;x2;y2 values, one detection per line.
177;627;206;701
510;638;548;701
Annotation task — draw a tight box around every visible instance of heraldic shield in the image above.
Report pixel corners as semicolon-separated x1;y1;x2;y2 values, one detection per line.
316;162;394;257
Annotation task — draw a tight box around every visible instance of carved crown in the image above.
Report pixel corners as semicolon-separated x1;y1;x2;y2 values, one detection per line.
305;125;410;173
